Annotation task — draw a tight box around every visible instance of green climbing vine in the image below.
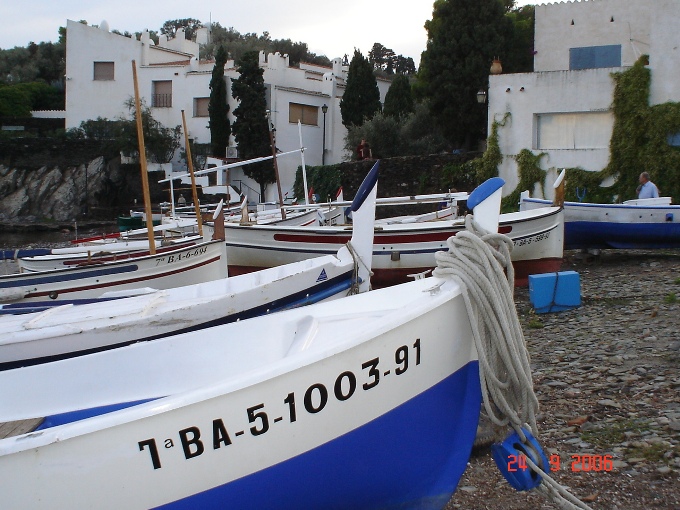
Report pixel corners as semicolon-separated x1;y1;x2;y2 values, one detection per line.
501;149;547;212
603;55;653;200
485;55;680;205
473;113;510;183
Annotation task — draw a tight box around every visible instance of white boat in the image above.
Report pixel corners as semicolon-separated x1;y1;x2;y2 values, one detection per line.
0;164;378;370
16;235;203;272
0;276;481;509
0;177;510;510
0;238;227;305
213;185;563;287
519;171;680;250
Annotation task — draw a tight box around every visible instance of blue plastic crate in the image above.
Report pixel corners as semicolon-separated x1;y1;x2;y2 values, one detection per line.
529;271;581;314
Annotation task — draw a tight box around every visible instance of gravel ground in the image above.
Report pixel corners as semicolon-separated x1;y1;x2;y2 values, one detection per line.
446;249;680;510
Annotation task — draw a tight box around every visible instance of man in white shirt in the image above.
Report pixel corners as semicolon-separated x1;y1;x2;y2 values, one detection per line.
637;172;659;199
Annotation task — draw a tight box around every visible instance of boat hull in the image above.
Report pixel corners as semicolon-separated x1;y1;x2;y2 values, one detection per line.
0;240;227;304
0;259;356;370
223;207;564;287
521;197;680;249
0;278;481;509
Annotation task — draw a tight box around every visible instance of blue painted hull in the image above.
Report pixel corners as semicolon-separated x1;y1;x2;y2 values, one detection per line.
566;221;680;250
160;361;481;510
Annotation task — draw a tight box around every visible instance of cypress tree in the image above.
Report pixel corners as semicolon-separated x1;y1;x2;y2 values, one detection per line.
383;74;414;118
208;45;231;158
340;49;382;128
419;0;511;149
231;51;273;200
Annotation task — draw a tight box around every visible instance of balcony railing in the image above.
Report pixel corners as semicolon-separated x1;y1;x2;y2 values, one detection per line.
152;93;172;108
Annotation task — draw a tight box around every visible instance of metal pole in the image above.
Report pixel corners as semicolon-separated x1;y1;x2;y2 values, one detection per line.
322;109;327;165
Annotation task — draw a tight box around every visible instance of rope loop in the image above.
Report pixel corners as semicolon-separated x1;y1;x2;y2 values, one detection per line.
434;214;593;510
345;241;373;295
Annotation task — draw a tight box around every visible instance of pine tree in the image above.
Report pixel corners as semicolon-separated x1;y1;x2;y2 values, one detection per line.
340;49;382;128
383;74;414;119
208;45;231;158
231;51;273;200
419;0;512;149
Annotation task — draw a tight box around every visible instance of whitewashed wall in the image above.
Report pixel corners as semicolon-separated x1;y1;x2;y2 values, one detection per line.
65;21;389;203
534;0;651;72
490;0;680;200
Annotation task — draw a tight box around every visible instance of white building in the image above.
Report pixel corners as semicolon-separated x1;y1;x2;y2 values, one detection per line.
488;0;680;199
64;20;390;202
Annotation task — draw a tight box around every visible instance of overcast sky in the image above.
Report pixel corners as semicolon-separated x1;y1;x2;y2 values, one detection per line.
2;1;536;66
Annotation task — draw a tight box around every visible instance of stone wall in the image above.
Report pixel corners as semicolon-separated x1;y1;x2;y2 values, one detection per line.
0;138;482;226
332;152;480;198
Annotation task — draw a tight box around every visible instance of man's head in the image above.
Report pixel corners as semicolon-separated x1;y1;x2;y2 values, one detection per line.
639;172;650;184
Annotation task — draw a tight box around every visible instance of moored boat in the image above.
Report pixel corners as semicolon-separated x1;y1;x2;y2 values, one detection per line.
520;191;680;250
212;204;563;288
0;238;227;305
0;163;379;369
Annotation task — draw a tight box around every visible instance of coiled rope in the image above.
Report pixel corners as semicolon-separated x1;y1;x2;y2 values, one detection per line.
433;215;593;510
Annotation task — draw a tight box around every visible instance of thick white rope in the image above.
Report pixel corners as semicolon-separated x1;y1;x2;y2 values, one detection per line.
433;215;593;510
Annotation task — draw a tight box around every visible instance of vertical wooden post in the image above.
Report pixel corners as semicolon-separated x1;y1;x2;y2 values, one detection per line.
181;110;204;237
131;60;156;254
268;112;286;220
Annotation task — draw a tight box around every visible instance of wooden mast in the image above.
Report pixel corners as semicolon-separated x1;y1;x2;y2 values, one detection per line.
181;110;204;237
131;60;156;254
268;112;286;220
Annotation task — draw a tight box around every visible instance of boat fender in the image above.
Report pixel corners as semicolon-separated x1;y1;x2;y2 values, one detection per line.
0;287;29;302
491;428;550;492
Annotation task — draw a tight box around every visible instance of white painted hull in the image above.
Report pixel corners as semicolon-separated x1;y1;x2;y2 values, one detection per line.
219;206;564;286
17;236;202;272
0;240;227;304
521;197;680;249
0;277;480;509
0;250;360;369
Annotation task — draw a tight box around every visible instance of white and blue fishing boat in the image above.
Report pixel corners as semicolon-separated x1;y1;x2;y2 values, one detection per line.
0;177;514;510
520;170;680;250
0;163;378;370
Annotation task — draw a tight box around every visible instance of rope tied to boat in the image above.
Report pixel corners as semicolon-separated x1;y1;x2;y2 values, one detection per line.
433;215;593;510
344;241;373;295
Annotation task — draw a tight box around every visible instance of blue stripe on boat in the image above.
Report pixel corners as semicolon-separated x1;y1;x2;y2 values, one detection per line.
0;264;139;289
157;361;481;510
565;221;680;249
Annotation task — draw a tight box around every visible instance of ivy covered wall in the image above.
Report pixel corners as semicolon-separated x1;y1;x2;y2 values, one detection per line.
490;55;680;206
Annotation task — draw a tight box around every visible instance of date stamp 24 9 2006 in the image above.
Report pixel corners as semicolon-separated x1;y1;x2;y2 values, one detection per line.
507;454;614;473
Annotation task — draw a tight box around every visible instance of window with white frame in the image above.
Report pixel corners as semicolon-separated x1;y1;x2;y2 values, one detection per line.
194;97;210;117
152;81;173;108
289;103;319;126
93;62;114;81
535;112;614;150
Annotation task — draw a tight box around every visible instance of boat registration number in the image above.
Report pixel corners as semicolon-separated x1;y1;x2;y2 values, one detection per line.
154;246;208;266
138;339;422;470
515;230;550;247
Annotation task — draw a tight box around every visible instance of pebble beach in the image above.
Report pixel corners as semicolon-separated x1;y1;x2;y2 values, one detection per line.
448;249;680;509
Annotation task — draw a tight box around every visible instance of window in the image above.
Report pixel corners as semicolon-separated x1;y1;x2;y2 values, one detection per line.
536;112;614;150
194;97;210;117
152;81;172;108
569;45;621;70
93;62;114;81
289;103;319;126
